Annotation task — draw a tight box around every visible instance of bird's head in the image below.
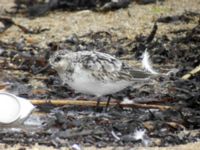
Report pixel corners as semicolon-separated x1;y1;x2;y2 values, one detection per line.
49;50;71;72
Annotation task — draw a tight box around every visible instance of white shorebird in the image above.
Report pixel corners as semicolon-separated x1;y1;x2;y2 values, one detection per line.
49;50;159;109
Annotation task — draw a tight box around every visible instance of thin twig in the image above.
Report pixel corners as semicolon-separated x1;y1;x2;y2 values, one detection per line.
0;83;8;90
181;65;200;80
165;121;186;130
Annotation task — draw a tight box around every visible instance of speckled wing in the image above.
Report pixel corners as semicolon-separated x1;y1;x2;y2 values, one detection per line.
76;51;151;81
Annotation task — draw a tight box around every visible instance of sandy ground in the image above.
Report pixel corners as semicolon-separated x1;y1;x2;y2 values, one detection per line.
0;0;200;48
1;142;200;150
0;0;200;149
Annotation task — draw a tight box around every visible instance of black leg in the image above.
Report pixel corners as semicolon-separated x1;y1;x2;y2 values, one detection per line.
96;98;101;112
105;96;111;112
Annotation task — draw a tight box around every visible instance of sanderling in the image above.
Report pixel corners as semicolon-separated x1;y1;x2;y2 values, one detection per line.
49;50;158;108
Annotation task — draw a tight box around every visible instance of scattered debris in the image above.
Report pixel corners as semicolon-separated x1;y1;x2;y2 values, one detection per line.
0;17;49;33
157;11;200;23
136;0;161;5
11;0;132;17
0;2;200;148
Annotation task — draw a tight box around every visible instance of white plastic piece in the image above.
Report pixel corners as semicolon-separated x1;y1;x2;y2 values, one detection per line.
0;93;21;124
133;129;146;140
71;144;82;150
17;97;35;121
121;97;134;104
0;92;35;125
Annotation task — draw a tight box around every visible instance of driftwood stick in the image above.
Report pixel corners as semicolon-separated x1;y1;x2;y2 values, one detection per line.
165;121;186;130
0;84;7;90
30;99;174;111
31;99;108;106
181;65;200;80
0;83;10;91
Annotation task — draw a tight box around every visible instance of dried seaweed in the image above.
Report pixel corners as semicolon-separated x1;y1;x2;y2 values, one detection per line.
12;0;132;17
157;11;200;24
0;13;200;148
0;17;49;34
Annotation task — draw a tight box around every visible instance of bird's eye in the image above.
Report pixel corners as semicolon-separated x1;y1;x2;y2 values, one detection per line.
55;56;61;62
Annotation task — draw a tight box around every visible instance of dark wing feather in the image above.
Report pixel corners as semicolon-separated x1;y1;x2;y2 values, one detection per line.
76;51;151;81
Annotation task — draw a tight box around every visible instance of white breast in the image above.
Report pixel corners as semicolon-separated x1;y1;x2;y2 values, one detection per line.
67;66;132;97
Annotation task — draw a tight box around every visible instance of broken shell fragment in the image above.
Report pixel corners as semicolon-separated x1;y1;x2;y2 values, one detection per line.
0;92;35;126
